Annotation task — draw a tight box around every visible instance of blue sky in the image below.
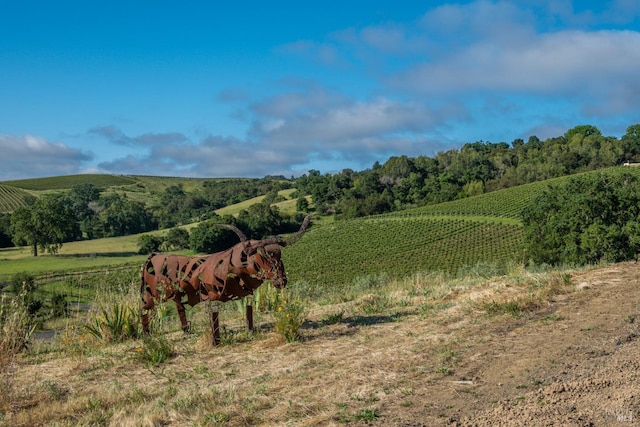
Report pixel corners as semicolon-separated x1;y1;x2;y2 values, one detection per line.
1;1;640;180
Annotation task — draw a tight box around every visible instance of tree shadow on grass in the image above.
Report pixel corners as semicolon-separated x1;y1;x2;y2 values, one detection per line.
55;251;139;258
304;311;408;330
300;311;409;342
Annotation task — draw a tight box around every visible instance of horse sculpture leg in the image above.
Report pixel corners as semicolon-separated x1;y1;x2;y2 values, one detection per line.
141;311;151;334
210;302;221;346
246;295;254;331
140;293;154;334
174;298;189;332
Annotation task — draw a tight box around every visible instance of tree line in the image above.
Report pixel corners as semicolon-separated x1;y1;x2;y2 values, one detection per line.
0;177;294;256
295;124;640;218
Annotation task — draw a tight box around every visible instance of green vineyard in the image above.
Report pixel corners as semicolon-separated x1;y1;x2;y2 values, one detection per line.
283;215;525;286
0;184;35;213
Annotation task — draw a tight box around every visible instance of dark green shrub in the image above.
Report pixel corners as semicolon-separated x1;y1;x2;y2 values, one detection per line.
137;234;164;255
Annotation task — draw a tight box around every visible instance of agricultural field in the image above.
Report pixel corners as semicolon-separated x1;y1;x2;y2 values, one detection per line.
283;216;525;288
0;184;34;213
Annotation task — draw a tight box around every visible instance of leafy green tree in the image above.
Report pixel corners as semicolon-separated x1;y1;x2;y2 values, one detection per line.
296;197;310;213
237;203;284;238
621;123;640;162
0;213;13;248
99;195;156;237
70;183;101;205
10;194;79;256
522;171;640;265
165;227;190;250
68;183;101;239
564;124;601;141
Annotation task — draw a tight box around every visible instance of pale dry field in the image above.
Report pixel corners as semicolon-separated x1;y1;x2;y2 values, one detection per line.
2;262;639;426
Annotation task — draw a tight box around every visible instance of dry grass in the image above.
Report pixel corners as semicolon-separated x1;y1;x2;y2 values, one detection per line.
0;265;584;426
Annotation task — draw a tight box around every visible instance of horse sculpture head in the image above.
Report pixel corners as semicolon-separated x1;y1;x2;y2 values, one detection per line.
216;215;311;289
248;238;288;288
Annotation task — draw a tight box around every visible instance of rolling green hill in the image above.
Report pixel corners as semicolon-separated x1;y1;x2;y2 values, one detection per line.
0;174;283;209
2;174;138;191
282;215;524;287
0;174;219;207
2;166;638;285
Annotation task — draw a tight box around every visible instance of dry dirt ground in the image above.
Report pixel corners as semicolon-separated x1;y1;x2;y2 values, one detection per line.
3;262;640;426
447;263;640;427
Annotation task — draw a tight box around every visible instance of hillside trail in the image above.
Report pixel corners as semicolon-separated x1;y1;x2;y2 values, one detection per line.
403;261;640;426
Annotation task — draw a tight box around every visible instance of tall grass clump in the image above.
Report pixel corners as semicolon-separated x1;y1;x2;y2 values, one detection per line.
233;283;282;315
9;272;43;319
480;271;574;318
84;302;140;343
0;293;35;365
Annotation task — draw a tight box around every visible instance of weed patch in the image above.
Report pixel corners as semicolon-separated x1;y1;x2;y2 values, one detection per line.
274;292;308;342
136;335;174;366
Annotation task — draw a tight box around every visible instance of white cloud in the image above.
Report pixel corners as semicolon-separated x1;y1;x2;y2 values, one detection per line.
252;94;450;146
98;135;306;178
89;126;187;146
0;134;91;180
392;29;640;99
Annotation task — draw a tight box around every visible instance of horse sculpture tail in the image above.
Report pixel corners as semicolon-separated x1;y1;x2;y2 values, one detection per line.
140;252;155;301
140;252;157;334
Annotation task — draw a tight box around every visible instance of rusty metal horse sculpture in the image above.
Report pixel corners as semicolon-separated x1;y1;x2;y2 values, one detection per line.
140;216;310;343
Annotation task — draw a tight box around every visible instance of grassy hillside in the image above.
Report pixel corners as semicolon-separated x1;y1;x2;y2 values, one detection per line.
0;174;286;209
2;174;137;191
283;166;640;285
2;166;638;285
0;174;220;207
